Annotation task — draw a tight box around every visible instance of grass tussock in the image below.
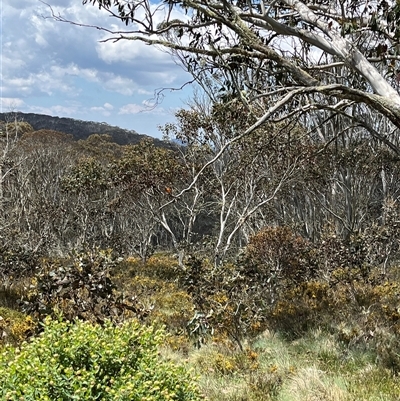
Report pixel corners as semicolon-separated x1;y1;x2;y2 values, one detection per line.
185;329;400;401
283;367;347;401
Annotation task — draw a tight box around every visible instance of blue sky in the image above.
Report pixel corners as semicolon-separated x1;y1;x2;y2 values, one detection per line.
1;0;193;138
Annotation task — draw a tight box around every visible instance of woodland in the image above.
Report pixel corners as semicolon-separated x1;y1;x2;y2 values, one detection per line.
2;0;400;399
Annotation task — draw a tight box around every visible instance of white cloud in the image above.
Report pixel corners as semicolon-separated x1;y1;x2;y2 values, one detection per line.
2;0;193;138
119;104;144;115
119;101;166;115
90;103;114;116
49;64;99;81
142;99;156;108
138;88;153;95
97;38;170;65
3;0;191;100
102;75;136;96
91;106;106;112
4;69;78;97
0;98;26;112
1;55;27;71
28;104;81;117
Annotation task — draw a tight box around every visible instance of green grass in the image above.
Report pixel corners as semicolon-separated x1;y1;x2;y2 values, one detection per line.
116;254;400;400
182;329;400;401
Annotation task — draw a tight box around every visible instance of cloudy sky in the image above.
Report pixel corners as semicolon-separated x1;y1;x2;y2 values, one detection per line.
1;0;193;138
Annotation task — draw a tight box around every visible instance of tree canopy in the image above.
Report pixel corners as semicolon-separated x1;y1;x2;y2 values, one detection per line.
59;0;400;147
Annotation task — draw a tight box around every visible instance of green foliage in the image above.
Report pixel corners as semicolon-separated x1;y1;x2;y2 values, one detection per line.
189;329;400;401
246;225;317;285
179;227;317;346
20;129;74;145
120;255;181;281
61;157;109;192
111;139;185;194
179;256;270;347
0;317;202;400
178;221;400;351
2;121;33;137
77;134;122;160
113;255;194;344
125;275;194;336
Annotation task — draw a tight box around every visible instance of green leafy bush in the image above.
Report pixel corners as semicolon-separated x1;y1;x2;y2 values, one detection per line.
0;317;202;400
116;255;180;282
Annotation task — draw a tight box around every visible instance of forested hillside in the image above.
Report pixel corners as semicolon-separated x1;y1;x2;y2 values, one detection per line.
1;109;400;264
0;112;167;146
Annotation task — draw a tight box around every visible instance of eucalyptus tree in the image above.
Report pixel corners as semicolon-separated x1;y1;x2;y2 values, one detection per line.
60;134;123;251
163;99;308;264
49;0;400;147
12;130;78;252
110;139;188;260
0;120;33;203
0;120;34;248
45;0;400;262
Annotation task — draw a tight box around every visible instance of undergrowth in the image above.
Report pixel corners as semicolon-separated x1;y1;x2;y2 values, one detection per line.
2;251;400;400
187;329;400;401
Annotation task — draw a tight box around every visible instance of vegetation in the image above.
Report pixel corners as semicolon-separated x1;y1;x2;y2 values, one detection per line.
0;317;202;400
0;111;162;146
52;0;400;136
189;329;400;401
4;0;400;397
0;307;35;347
2;96;400;397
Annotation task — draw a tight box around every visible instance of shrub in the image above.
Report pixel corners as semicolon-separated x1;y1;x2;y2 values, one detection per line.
20;249;150;324
180;257;272;347
0;308;36;347
0;245;38;279
0;317;203;400
112;255;194;338
0;245;39;309
125;275;195;335
245;226;316;285
117;254;180;282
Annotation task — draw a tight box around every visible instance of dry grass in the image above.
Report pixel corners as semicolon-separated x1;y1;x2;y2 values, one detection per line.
182;329;400;401
282;367;348;401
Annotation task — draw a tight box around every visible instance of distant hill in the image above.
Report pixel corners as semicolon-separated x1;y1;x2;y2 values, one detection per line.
0;112;167;146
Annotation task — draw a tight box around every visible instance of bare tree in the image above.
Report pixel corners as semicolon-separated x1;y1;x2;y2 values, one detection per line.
163;99;306;264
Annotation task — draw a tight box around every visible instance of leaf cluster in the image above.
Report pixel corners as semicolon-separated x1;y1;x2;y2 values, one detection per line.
20;249;145;323
109;139;186;198
0;245;38;281
61;157;109;192
0;318;202;400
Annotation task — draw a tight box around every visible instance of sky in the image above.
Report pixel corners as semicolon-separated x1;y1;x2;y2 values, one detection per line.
1;0;194;138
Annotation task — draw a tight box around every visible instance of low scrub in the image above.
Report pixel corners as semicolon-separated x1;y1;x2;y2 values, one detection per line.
188;329;400;401
0;307;35;347
21;249;146;324
0;317;203;401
